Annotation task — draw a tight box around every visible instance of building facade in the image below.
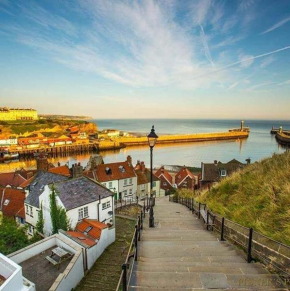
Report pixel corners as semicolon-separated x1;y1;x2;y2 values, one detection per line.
0;107;38;121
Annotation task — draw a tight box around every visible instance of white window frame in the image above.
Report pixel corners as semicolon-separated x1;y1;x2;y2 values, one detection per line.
129;178;132;184
102;201;111;210
78;206;89;220
140;184;145;190
124;179;127;186
220;170;227;177
109;181;113;188
129;189;132;195
30;206;33;217
124;189;128;196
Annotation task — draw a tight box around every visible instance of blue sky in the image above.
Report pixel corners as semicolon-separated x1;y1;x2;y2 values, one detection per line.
0;0;290;119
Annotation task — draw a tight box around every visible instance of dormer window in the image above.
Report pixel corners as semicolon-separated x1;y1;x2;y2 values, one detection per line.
119;166;125;173
105;167;112;175
220;170;227;177
3;199;9;206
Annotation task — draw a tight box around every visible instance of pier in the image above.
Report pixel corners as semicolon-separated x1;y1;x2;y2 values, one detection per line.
116;131;249;146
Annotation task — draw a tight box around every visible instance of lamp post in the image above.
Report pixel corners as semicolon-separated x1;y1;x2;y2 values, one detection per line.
147;125;158;227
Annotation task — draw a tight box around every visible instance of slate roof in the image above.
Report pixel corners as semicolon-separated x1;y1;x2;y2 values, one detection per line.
175;167;196;186
54;177;113;211
84;161;136;182
135;168;159;185
0;187;26;218
202;159;246;182
25;171;69;208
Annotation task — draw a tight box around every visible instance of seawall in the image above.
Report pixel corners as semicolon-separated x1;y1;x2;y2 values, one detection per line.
115;131;249;146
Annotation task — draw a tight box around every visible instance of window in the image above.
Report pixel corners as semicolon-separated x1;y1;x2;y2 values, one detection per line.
129;189;132;195
109;182;113;188
103;183;107;188
26;204;29;214
152;181;156;187
78;206;89;220
163;182;167;186
30;206;33;217
140;184;145;190
102;201;111;210
129;178;132;184
124;179;127;186
220;170;227;177
124;190;128;196
3;199;9;206
28;225;33;235
19;217;25;224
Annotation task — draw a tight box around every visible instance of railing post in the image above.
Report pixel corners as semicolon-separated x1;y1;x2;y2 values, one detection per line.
206;210;209;230
135;225;138;261
140;211;143;230
192;198;194;213
138;216;141;241
122;264;127;291
149;206;154;228
221;217;225;241
198;202;201;219
247;228;253;263
143;201;146;217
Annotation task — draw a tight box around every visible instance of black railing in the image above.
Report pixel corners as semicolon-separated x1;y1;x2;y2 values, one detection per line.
169;195;290;278
116;211;145;291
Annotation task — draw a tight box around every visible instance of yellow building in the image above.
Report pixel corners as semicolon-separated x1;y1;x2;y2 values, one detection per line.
0;107;38;121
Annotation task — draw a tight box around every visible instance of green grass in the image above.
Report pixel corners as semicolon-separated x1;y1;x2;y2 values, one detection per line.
199;151;290;245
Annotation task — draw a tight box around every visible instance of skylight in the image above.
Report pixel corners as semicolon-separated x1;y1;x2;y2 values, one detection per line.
4;199;9;206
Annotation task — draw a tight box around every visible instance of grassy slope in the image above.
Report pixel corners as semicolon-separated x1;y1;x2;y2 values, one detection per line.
200;151;290;245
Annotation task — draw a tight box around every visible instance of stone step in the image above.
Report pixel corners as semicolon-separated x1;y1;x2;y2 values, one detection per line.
139;248;244;258
129;271;286;290
133;262;269;274
139;255;247;263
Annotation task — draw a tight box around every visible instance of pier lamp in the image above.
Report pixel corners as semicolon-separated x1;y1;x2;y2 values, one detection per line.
147;125;158;228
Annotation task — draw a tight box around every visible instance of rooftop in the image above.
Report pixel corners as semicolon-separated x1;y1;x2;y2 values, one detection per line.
175;167;196;186
25;171;69;208
0;172;26;188
54;177;113;210
85;160;136;182
20;246;71;291
0;187;26;218
48;165;71;177
155;166;173;185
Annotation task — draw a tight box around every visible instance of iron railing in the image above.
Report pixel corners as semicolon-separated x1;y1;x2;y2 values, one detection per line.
169;195;290;278
115;211;144;291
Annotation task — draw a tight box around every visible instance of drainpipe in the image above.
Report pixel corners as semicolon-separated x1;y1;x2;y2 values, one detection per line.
0;187;7;211
97;195;101;221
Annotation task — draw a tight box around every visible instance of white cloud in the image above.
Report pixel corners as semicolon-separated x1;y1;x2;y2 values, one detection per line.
260;55;275;68
261;16;290;35
278;79;290;86
239;53;254;68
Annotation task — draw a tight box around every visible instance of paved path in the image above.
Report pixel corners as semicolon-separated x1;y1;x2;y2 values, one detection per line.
129;196;287;290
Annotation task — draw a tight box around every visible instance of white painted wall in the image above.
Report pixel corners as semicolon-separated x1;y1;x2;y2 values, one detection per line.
102;180;118;198
0;253;35;291
119;176;137;201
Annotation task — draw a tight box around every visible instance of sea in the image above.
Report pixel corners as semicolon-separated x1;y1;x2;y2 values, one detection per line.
0;119;289;172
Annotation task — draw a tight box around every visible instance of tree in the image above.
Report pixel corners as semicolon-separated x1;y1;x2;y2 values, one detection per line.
0;217;29;255
36;203;44;234
49;186;70;234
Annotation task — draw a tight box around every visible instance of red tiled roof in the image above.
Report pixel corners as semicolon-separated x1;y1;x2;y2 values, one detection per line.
19;175;35;188
0;187;26;218
155;167;173;185
76;218;108;241
0;172;26;188
85;161;136;182
67;231;96;247
175;167;196;186
48;165;71;177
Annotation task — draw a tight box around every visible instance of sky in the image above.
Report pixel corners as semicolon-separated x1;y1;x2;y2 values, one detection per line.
0;0;290;120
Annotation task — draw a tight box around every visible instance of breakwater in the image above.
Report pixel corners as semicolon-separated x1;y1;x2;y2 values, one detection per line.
116;131;249;146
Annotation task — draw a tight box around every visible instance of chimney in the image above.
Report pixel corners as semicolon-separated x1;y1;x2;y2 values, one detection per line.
141;161;146;173
161;166;164;173
58;162;61;167
36;153;49;171
246;158;251;165
214;160;217;165
72;163;83;178
127;155;132;166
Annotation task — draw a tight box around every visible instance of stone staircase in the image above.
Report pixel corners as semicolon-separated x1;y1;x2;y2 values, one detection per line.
128;197;288;290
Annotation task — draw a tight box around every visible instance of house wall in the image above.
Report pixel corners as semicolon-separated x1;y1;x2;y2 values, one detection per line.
8;235;84;291
98;195;114;224
177;176;195;191
102;180;118;198
158;175;173;192
119;176;137;201
137;183;149;199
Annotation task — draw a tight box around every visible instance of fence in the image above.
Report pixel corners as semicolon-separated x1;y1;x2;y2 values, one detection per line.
169;195;290;279
115;196;155;212
115;211;145;291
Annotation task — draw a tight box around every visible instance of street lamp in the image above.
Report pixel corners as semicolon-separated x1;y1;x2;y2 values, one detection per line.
147;125;158;228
